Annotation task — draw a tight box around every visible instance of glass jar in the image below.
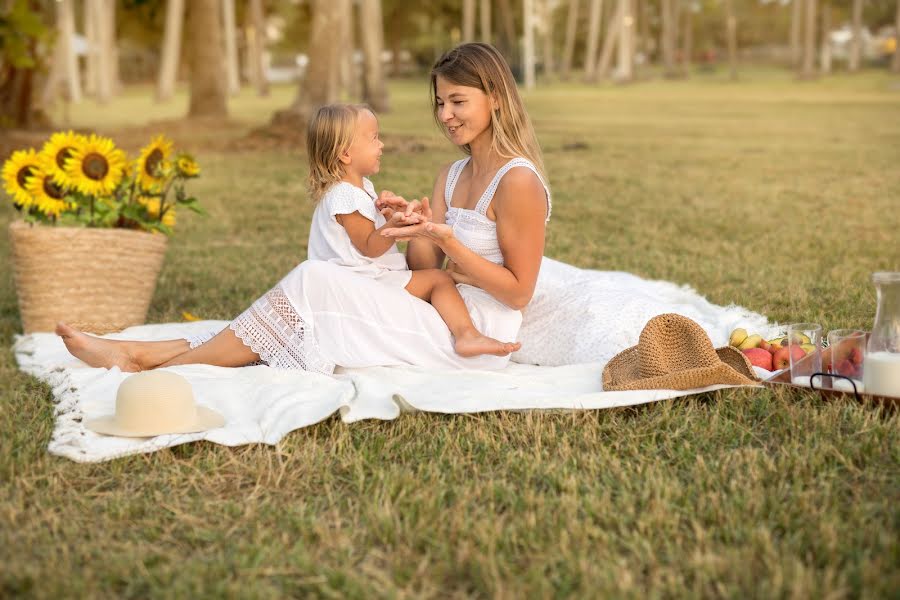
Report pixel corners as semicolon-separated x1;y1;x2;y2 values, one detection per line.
864;272;900;398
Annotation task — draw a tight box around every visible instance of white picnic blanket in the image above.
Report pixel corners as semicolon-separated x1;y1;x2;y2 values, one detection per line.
13;320;773;463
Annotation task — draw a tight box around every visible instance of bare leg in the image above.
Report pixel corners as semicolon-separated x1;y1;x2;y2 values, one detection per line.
406;270;522;358
157;327;259;368
56;322;259;371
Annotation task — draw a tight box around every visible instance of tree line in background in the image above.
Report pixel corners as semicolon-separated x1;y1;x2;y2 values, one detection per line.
1;0;899;130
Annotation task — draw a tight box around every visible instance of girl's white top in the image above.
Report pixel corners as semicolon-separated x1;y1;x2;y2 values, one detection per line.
307;178;409;277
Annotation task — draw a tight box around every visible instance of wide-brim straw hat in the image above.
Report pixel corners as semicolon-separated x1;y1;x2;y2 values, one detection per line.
85;370;225;437
602;313;760;391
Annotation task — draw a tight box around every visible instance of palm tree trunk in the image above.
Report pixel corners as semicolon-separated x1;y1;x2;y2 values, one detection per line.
799;0;817;79
360;0;389;112
222;0;240;95
496;0;518;65
463;0;476;41
540;0;555;77
615;0;633;82
523;0;536;88
681;1;692;76
249;0;269;96
596;0;621;79
156;0;185;102
848;0;863;72
660;0;675;77
561;0;579;77
583;0;603;81
725;0;738;80
790;0;803;67
187;0;228;118
92;0;112;103
820;2;831;74
42;0;82;106
480;0;492;42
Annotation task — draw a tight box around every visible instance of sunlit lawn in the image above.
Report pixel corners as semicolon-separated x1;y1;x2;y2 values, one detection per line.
2;68;899;597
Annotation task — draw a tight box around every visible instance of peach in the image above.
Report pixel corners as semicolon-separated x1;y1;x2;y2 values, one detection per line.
742;347;773;371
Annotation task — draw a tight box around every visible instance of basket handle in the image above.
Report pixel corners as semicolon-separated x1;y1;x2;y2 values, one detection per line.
810;372;862;403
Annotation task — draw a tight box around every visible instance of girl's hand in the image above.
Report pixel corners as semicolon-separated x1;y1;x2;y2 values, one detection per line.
375;190;407;215
382;209;424;229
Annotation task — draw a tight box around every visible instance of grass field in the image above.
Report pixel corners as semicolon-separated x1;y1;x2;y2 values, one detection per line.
2;69;899;597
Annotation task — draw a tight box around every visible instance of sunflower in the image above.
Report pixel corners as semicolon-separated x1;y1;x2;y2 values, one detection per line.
2;149;41;209
25;169;71;217
39;130;85;189
136;135;174;191
175;154;200;178
138;196;175;227
64;134;128;197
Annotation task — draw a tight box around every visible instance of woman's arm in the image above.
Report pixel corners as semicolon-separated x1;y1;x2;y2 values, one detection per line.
405;164;452;271
440;168;546;310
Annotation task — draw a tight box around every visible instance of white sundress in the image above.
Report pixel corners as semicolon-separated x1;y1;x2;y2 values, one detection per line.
188;159;551;374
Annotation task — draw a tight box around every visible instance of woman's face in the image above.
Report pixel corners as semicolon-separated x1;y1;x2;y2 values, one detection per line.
434;75;495;147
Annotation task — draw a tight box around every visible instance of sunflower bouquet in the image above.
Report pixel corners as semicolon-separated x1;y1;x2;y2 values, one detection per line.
2;132;205;235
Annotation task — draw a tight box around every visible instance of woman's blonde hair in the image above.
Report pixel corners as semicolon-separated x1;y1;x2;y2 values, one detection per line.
430;43;546;183
306;103;370;201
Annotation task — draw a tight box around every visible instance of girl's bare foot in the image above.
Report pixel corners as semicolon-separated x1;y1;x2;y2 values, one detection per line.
55;322;143;371
454;330;521;358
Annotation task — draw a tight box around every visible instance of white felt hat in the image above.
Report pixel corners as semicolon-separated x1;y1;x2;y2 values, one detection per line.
85;370;225;437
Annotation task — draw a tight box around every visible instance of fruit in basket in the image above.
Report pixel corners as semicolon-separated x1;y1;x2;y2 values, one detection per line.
729;328;748;347
758;339;772;352
738;334;763;350
800;343;817;355
768;337;785;350
772;345;806;370
742;348;773;370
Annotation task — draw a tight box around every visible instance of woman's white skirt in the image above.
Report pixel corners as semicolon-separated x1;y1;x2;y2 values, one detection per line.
221;260;522;373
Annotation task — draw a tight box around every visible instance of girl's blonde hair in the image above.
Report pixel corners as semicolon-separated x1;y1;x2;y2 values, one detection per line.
430;43;546;183
306;103;370;201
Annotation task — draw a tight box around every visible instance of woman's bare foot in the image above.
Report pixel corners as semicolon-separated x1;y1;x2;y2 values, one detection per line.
55;322;143;371
454;330;521;358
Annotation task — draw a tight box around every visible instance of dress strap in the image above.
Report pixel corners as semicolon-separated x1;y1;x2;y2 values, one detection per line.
444;157;470;208
475;158;552;222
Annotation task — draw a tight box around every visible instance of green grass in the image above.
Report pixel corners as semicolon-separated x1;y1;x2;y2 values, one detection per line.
3;70;900;598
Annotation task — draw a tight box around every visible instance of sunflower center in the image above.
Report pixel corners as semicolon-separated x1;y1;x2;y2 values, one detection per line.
43;177;65;200
16;166;36;188
145;149;163;176
56;147;73;170
82;153;109;180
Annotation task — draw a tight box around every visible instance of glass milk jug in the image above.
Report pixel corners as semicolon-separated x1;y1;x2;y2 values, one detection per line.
864;272;900;398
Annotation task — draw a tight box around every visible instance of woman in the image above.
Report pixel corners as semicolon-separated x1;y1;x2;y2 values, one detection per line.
56;43;552;373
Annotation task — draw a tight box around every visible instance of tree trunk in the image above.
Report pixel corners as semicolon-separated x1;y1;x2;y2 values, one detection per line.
639;0;649;63
660;0;675;76
41;0;82;106
583;0;603;81
156;0;185;102
106;0;121;95
338;0;355;98
681;1;692;76
799;0;817;79
187;0;228;118
820;2;831;74
848;0;863;72
84;0;97;98
480;0;492;42
561;0;579;77
463;0;476;41
790;0;803;67
540;0;555;77
725;0;738;80
523;0;536;88
496;0;518;65
249;0;270;96
893;0;900;73
93;0;112;103
222;0;240;95
360;0;389;112
615;0;633;81
280;0;340;123
596;0;621;79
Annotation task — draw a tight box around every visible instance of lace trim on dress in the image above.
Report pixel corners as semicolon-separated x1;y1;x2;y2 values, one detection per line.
228;285;335;374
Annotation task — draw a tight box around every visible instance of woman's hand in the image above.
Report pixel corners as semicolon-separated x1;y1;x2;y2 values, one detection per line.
445;260;478;287
380;197;451;243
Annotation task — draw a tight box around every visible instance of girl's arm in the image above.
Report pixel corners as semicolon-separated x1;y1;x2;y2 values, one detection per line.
337;210;422;258
406;164;452;271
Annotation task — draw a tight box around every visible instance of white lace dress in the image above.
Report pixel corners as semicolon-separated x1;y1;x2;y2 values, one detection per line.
188;159;550;373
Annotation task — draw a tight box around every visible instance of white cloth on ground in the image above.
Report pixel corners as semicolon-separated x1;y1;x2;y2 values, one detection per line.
14;317;772;464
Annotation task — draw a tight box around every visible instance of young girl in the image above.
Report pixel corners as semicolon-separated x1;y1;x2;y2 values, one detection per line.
306;103;519;358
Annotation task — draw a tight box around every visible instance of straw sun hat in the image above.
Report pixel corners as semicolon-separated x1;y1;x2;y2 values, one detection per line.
85;370;225;437
602;313;760;391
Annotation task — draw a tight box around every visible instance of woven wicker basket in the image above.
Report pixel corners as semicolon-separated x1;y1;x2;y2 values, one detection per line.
9;221;168;334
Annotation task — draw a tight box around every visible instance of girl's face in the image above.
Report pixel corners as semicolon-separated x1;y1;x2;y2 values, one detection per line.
344;109;384;176
434;76;496;147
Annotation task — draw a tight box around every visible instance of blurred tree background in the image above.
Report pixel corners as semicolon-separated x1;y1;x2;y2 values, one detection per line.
2;0;899;131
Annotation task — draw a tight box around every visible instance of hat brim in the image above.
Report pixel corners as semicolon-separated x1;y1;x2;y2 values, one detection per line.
602;344;759;391
85;406;225;438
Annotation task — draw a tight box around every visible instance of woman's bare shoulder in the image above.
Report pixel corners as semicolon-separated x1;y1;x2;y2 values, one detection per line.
493;166;547;216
